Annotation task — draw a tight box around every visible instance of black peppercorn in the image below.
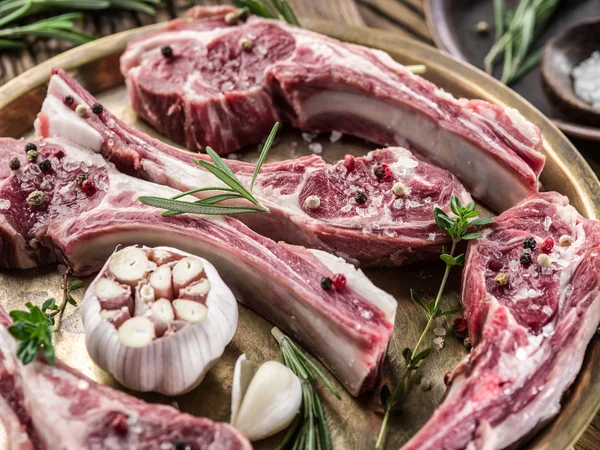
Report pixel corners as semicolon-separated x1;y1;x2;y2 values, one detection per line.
64;95;74;106
91;103;104;115
8;157;20;170
520;253;532;265
523;237;536;250
320;276;332;290
355;191;367;204
374;166;385;179
25;143;37;153
161;45;173;58
174;439;187;450
39;159;51;172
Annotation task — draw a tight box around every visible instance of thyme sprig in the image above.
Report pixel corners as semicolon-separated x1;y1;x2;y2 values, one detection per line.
233;0;300;26
374;196;494;450
139;123;279;217
8;274;82;365
272;327;340;450
485;0;560;85
0;0;160;49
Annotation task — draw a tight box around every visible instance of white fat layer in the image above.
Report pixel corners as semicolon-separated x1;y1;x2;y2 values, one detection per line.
35;78;103;152
308;249;397;322
300;91;533;212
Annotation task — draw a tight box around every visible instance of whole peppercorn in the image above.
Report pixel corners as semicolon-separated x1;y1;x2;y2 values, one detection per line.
541;236;554;254
111;414;128;436
523;236;536;250
331;273;347;290
39;159;51;172
8;157;20;170
26;150;38;162
559;235;572;247
81;179;96;196
91;103;104;115
320;276;333;290
374;163;392;180
161;45;173;58
494;272;509;285
75;173;87;186
27;190;45;206
24;143;37;153
64;95;74;107
239;37;253;51
520;253;532;266
52;149;65;159
374;165;385;179
174;439;187;450
355;191;367;204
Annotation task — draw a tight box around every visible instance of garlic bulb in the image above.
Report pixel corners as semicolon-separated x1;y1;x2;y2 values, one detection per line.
82;246;238;395
231;354;302;441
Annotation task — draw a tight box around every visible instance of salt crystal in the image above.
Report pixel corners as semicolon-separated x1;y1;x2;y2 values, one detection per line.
361;310;374;320
420;377;432;391
572;51;600;110
434;327;446;336
433;337;445;349
542;322;555;337
542;305;553;316
308;142;323;154
516;348;527;360
543;216;552;231
428;233;437;241
541;266;553;276
301;132;317;143
424;197;432;203
77;380;89;390
62;160;81;172
393;198;404;209
341;204;352;212
221;81;234;91
329;130;343;143
508;260;519;272
160;443;172;450
523;248;531;254
405;199;421;208
0;199;10;210
39;179;51;191
25;164;41;175
527;289;538;298
79;162;89;173
372;194;383;207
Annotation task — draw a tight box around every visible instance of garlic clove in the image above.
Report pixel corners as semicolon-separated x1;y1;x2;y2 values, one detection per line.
108;247;150;286
151;298;175;323
94;278;132;311
138;284;155;304
100;306;131;329
172;257;205;296
178;279;211;302
231;360;302;441
173;299;208;323
148;248;183;266
150;265;173;300
118;316;156;347
231;355;257;426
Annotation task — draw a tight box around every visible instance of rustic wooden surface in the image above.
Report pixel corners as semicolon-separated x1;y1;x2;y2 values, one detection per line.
0;0;598;448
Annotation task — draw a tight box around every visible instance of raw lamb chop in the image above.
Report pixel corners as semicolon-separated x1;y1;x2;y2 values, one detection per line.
401;192;600;450
36;70;472;267
119;6;545;212
0;137;397;396
0;305;251;450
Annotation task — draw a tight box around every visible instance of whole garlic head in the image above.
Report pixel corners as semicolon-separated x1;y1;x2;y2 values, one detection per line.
82;246;238;395
231;354;302;441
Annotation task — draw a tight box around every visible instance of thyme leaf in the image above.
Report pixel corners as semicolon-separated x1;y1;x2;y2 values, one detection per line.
140;123;279;217
375;195;495;450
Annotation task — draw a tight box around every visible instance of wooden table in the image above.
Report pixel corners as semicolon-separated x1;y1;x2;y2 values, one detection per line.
0;1;598;448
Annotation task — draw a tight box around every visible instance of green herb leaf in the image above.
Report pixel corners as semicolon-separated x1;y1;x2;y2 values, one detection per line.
461;232;484;241
410;289;427;312
469;217;495;226
66;279;83;292
251;122;278;191
412;347;433;364
436;306;463;317
380;385;392;409
8;302;54;366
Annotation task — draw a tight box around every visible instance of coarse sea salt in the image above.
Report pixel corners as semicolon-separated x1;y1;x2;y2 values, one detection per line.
572;51;600;110
308;142;323;154
329;130;343;143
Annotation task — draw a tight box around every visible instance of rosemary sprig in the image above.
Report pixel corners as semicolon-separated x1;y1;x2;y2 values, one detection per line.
484;0;560;85
272;327;340;450
139;123;279;217
7;274;82;365
233;0;300;26
0;0;159;49
374;196;494;450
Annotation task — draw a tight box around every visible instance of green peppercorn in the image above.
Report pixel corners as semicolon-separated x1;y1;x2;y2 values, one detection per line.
26;150;38;162
75;173;88;186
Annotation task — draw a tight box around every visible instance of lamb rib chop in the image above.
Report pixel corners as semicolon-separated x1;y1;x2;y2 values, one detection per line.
119;6;545;212
0;137;397;396
400;192;600;450
0;305;252;450
36;70;472;267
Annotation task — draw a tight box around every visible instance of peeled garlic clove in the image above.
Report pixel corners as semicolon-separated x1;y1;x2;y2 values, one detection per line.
231;354;257;426
148;248;183;266
100;306;131;329
173;299;208;323
150;265;173;300
173;257;205;296
231;358;302;442
118;316;156;348
178;279;211;302
108;247;150;286
94;278;132;311
82;246;238;396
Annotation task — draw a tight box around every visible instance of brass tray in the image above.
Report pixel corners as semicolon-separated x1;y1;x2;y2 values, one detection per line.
0;20;599;450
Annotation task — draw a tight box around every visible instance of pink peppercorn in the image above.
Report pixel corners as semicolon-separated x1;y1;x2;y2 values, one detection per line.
81;179;96;196
111;414;128;436
343;155;355;172
541;236;554;254
331;273;347;290
51;149;65;159
380;163;392;180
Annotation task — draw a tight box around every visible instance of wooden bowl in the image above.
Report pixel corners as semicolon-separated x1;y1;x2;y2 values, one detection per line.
541;18;600;128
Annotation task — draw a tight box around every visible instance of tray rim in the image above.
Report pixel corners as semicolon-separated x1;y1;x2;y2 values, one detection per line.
0;19;599;450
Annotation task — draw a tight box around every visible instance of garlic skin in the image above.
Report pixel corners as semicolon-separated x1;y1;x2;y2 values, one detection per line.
231;354;302;441
82;246;238;395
